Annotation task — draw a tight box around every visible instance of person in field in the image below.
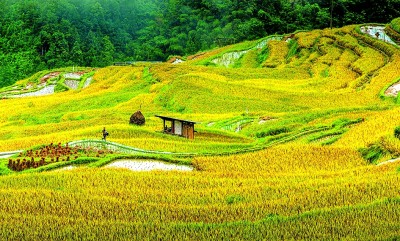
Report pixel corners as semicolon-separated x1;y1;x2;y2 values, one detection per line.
102;127;109;141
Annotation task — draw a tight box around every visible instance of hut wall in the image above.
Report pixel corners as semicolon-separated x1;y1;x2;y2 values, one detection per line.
174;120;182;135
188;125;194;139
183;123;195;139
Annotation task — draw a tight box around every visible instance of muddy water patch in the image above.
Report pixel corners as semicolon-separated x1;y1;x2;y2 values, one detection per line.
360;26;397;45
212;51;247;67
211;36;283;67
41;72;60;82
83;77;92;88
105;159;194;171
12;85;55;98
64;72;83;80
64;80;80;90
385;82;400;97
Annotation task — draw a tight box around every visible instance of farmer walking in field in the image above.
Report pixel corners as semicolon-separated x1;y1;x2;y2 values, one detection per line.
102;127;109;141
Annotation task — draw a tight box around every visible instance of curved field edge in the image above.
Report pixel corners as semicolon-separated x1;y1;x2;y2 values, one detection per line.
0;119;367;175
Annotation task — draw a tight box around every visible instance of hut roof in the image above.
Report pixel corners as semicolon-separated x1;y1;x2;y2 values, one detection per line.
155;115;199;124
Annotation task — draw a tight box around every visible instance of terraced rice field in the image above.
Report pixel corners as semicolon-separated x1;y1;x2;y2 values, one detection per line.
0;22;399;240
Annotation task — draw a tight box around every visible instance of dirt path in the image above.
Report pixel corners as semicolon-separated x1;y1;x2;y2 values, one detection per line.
0;151;23;159
377;157;400;166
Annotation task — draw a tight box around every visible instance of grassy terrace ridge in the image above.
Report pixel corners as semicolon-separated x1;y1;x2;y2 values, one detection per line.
386;17;400;44
0;22;400;240
65;125;330;157
390;17;400;34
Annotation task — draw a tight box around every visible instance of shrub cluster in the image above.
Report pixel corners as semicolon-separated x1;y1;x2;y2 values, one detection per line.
395;126;400;139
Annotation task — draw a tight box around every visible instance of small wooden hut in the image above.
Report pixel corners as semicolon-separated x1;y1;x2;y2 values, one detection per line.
156;115;198;139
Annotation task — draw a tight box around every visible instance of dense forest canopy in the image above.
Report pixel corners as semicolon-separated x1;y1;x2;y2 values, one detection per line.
0;0;399;87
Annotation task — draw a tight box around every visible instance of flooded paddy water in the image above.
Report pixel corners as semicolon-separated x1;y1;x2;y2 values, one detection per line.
104;159;194;172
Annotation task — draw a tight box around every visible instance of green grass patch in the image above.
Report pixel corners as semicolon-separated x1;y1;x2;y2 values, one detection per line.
257;46;270;64
286;39;299;62
395;126;400;139
321;135;342;145
358;136;400;164
77;71;95;90
307;118;363;145
226;194;245;205
256;126;291;138
390;17;400;33
359;143;388;164
210;115;256;132
54;81;70;93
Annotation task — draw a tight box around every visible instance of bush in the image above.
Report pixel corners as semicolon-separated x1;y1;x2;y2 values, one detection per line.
54;82;69;92
390;17;400;33
256;127;290;138
359;136;400;164
286;39;299;62
359;144;387;164
226;194;245;204
332;118;363;129
385;25;400;43
395;126;400;139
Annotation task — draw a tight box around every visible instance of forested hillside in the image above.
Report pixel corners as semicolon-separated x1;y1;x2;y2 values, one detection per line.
1;0;399;87
0;0;162;87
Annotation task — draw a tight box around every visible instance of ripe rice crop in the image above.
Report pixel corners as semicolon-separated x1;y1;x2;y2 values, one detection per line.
262;40;289;68
0;23;400;239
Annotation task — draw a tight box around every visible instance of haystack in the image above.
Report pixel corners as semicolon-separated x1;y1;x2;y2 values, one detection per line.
130;111;145;125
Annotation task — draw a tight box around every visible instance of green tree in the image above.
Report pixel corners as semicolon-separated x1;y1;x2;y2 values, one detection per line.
98;36;115;67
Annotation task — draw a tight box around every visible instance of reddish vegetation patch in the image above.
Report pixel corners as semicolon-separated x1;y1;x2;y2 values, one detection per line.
74;71;86;76
40;72;60;83
8;142;113;172
282;33;296;41
259;116;277;124
25;82;35;90
260;116;276;121
167;56;182;63
187;52;205;60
